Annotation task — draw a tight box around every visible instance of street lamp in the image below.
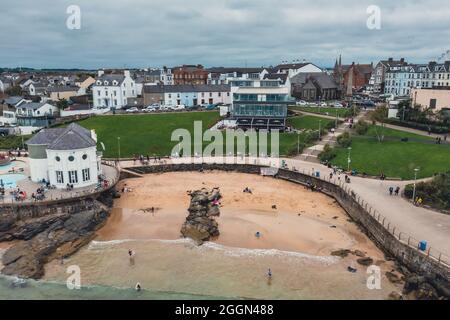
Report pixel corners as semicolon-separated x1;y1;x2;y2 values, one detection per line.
318;120;322;140
117;137;121;162
347;147;352;172
412;168;420;202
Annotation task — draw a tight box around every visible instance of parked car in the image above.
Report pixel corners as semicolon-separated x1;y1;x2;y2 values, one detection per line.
206;104;218;110
172;104;186;110
160;105;172;111
333;102;344;108
126;107;139;113
143;106;157;112
296;100;307;106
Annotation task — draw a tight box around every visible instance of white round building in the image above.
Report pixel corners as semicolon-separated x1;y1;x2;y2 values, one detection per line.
27;123;102;189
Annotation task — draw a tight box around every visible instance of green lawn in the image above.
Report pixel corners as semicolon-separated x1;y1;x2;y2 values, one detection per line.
75;112;317;158
288;115;334;131
289;106;354;118
331;126;450;179
77;112;221;158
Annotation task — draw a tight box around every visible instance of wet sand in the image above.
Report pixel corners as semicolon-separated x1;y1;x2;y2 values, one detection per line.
44;171;403;299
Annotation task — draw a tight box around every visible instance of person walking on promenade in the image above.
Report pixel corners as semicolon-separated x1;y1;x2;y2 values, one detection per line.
389;187;394;196
395;186;400;196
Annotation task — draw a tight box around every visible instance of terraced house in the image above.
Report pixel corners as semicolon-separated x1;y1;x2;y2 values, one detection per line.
92;70;137;109
384;61;450;97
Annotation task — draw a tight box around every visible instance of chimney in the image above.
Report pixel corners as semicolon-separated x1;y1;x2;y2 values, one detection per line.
124;70;131;78
97;70;104;77
90;129;97;142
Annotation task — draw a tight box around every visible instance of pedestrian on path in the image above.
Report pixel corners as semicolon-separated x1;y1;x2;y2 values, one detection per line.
389;187;394;196
395;186;400;196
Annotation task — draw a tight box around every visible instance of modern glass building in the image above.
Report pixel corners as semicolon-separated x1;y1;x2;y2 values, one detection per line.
231;85;292;130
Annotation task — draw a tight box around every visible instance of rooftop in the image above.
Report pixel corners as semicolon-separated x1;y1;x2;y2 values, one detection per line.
27;123;96;150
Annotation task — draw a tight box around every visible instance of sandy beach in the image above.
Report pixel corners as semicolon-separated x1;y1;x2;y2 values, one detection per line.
44;171;404;299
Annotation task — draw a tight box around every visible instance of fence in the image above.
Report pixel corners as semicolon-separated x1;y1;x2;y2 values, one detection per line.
278;164;450;269
0;162;119;206
121;156;450;272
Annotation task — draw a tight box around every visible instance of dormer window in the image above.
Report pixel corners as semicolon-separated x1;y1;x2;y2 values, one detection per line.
96;81;102;85
112;80;118;86
104;81;109;86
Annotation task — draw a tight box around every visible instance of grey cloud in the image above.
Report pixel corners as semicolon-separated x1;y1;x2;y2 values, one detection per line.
0;0;449;69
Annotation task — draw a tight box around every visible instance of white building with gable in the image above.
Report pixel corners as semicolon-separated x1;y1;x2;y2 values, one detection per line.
92;70;137;109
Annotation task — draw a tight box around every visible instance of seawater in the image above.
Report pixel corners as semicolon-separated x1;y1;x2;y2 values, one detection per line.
0;275;228;300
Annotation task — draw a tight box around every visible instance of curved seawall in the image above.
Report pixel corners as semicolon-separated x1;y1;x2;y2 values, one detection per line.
121;162;450;297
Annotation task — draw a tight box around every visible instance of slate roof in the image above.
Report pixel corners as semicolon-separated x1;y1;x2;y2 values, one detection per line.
46;86;79;92
143;84;230;93
19;102;48;110
27;123;96;150
291;72;338;89
207;67;265;74
263;73;288;84
95;74;126;86
3;96;25;106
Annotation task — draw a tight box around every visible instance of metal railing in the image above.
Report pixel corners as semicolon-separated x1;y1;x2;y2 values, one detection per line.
116;155;450;269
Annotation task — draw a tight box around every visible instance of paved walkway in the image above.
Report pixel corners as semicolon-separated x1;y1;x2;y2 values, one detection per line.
297;111;367;163
376;121;449;141
281;157;450;261
118;156;450;262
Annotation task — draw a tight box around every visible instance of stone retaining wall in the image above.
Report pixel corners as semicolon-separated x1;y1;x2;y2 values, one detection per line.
122;163;450;294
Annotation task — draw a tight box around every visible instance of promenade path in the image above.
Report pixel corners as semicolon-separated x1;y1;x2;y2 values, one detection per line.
118;156;450;263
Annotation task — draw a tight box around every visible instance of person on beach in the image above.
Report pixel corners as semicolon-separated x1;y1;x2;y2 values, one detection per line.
135;283;141;291
128;249;135;264
267;269;272;278
255;231;261;238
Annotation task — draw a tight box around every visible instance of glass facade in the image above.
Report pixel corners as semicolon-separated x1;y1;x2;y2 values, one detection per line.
233;104;287;117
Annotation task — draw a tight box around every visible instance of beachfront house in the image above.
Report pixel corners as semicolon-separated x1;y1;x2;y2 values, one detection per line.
26;123;102;189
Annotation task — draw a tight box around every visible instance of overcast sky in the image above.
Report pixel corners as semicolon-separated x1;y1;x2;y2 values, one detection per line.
1;0;449;69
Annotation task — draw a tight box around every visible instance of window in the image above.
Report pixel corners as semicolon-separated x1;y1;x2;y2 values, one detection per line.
82;154;88;160
97;90;101;96
68;155;75;162
69;170;78;184
56;171;64;184
430;99;437;109
82;168;90;182
55;156;60;162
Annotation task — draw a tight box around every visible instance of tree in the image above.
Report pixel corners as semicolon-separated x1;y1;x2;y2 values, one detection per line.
369;106;387;142
56;98;69;110
5;85;22;96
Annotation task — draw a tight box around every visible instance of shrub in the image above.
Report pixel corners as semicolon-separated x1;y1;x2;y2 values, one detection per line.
354;120;369;135
385;118;450;134
319;144;336;163
404;173;450;211
0;135;29;150
337;132;352;148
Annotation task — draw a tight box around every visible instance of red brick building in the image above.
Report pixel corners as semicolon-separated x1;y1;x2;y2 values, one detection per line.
334;56;373;95
173;64;208;85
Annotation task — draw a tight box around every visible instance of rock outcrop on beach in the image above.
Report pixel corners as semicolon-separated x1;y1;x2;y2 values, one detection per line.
180;188;222;244
0;192;114;279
